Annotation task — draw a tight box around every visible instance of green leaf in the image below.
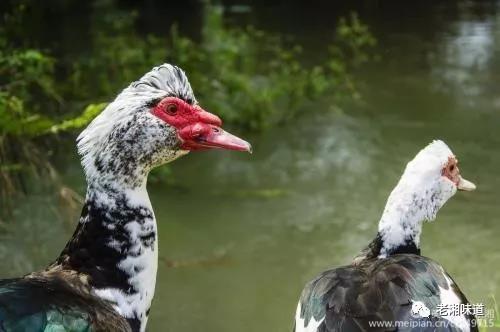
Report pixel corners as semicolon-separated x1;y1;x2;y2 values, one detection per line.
49;103;107;134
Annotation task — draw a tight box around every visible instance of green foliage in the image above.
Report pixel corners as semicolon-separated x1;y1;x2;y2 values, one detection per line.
0;0;377;214
0;19;92;215
491;295;500;329
478;296;500;332
49;103;108;133
66;1;167;100
0;49;57;136
0;46;54;213
331;13;378;68
166;6;376;130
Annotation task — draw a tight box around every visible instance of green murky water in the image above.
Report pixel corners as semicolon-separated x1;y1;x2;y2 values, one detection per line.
1;2;500;331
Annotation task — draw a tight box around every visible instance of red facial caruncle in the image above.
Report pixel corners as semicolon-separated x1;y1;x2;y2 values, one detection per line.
441;156;476;191
151;97;251;152
442;156;460;185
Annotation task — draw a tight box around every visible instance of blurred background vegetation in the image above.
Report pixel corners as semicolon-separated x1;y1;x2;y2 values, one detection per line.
1;1;500;331
0;0;375;217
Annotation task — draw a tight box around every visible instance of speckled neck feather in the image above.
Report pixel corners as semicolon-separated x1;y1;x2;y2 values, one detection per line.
50;64;196;332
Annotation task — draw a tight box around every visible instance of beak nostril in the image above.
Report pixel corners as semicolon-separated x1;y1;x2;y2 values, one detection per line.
212;128;220;133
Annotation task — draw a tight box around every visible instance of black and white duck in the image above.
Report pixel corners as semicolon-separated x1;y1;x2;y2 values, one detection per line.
0;64;251;332
294;140;477;332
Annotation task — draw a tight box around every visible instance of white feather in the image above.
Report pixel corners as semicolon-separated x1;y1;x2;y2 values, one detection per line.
438;274;471;332
294;302;324;332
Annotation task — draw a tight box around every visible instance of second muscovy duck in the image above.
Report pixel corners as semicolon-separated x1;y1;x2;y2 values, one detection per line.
294;140;477;332
0;64;251;332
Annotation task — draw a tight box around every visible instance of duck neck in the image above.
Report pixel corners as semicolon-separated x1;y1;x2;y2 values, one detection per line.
376;202;423;258
55;172;156;332
375;182;440;259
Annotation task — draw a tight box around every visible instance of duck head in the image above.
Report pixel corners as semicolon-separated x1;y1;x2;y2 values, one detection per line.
377;140;475;257
385;139;475;223
77;64;251;187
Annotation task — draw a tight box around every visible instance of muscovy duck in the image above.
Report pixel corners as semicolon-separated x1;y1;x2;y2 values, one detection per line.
294;140;478;332
0;64;251;332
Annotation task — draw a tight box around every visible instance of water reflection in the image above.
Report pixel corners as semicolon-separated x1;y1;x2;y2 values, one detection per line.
430;3;500;106
2;2;500;331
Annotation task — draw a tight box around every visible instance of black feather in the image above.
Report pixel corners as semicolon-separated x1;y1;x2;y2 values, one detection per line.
297;255;478;332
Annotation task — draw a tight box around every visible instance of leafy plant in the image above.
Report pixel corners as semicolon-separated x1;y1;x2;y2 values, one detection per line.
167;6;376;130
0;47;55;214
0;17;90;218
65;2;167;101
0;0;377;218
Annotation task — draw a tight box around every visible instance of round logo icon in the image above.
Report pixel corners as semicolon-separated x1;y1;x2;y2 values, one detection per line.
411;301;431;318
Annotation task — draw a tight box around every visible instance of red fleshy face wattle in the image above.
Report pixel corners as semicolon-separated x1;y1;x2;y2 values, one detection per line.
152;97;251;152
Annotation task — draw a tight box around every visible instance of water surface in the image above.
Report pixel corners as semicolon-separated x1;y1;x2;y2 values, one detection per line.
2;2;500;331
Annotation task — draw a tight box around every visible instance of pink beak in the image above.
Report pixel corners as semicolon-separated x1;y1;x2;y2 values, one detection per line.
199;126;252;152
179;109;252;153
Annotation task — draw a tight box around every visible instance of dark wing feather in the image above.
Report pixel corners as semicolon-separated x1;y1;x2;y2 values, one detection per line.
296;255;478;332
0;274;130;332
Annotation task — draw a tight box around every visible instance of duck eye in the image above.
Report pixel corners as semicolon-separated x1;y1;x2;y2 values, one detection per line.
166;104;178;115
449;164;455;172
